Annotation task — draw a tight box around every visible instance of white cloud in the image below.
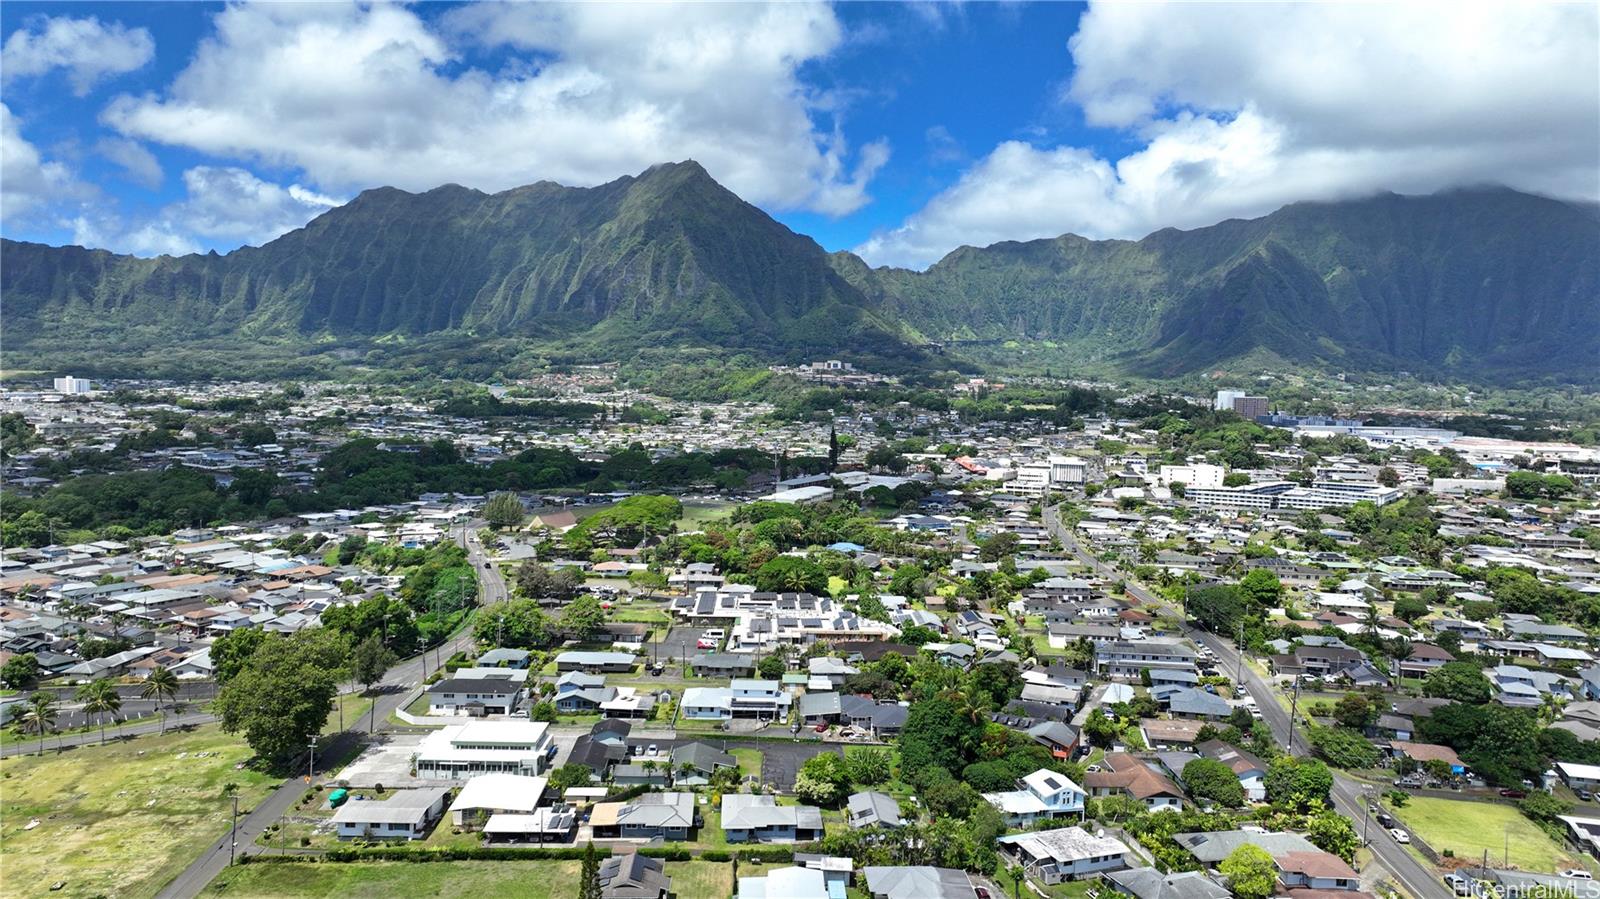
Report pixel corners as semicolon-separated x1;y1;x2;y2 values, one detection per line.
2;15;154;95
70;166;341;257
96;137;163;189
103;2;886;215
0;103;87;222
858;1;1600;269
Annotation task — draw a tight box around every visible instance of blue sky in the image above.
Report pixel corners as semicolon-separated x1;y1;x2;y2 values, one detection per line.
3;2;1596;269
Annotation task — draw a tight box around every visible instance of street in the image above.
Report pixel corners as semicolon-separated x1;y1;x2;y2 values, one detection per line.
1044;503;1450;899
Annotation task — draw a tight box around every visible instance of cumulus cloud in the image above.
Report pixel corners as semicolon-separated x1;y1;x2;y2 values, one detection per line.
2;15;154;95
0;103;88;222
71;166;341;257
858;1;1600;269
102;1;887;215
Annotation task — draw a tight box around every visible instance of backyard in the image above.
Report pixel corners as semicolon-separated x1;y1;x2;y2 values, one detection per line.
1390;796;1593;873
0;724;279;899
201;858;734;898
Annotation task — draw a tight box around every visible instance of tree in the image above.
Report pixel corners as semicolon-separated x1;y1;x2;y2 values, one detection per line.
1307;725;1380;770
1391;594;1429;623
1238;568;1283;611
0;652;40;689
889;564;928;598
979;532;1020;564
579;841;601;899
1185;584;1250;634
561;595;608;641
757;654;787;679
351;634;396;695
847;747;893;786
1223;472;1252;488
1182;758;1246;807
1220;844;1276;899
482;492;526;529
141;665;180;735
215;630;343;767
515;562;582;604
473;599;554;650
754;557;828;594
1306;810;1360;862
627;569;667;599
795;752;851;807
1264;756;1332;808
530;701;557;722
1333;692;1376;730
1083;708;1121;749
77;678;122;745
1377;467;1400;488
899;695;984;784
16;692;58;754
212;627;268;684
1423;661;1492;704
549;763;594;790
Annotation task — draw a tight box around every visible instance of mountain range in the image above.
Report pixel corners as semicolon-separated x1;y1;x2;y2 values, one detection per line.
4;161;1596;384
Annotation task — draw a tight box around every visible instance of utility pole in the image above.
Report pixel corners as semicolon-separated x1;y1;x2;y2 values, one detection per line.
1287;677;1303;753
307;734;318;783
1235;618;1246;684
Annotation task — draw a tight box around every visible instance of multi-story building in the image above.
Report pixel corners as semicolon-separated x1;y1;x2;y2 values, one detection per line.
412;720;553;779
982;768;1087;827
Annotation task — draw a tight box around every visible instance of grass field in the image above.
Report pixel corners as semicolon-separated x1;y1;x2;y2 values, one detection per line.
201;859;734;898
0;724;279;899
1394;796;1592;872
731;748;764;782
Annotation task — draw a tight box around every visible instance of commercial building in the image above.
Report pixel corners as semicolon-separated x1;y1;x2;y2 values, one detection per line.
412;720;553;779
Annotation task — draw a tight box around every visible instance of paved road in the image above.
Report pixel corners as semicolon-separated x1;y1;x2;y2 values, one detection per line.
1045;503;1448;899
155;520;509;899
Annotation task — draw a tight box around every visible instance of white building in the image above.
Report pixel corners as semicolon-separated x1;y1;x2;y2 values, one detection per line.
52;376;92;395
998;826;1130;884
413;720;553;779
332;787;450;840
982;769;1086;826
1157;463;1225;489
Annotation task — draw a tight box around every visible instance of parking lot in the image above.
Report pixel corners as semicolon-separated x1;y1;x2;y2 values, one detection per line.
654;626;714;662
612;736;836;792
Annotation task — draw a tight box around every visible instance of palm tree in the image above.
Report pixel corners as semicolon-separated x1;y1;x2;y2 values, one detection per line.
141;665;180;734
1361;603;1382;637
76;678;122;745
17;692;58;756
1008;864;1026;899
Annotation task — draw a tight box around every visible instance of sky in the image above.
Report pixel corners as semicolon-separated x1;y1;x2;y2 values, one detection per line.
2;1;1597;270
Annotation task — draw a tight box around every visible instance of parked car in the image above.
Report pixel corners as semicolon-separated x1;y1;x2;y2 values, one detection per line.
1390;828;1410;844
1499;788;1528;799
974;889;992;899
1561;870;1593;880
1579;790;1594;802
1443;873;1472;896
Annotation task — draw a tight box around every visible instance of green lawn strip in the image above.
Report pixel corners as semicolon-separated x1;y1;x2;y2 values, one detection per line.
0;723;279;899
730;748;764;782
200;860;581;898
1390;796;1590;872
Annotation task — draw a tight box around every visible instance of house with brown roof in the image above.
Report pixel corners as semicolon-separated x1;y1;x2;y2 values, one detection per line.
1274;850;1364;893
1194;740;1268;802
1138;718;1207;749
1082;753;1184;811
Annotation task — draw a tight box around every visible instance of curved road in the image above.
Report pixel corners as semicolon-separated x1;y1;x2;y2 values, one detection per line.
154;520;506;899
1044;504;1449;899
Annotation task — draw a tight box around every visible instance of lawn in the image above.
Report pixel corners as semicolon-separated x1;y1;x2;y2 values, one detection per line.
731;748;764;782
0;724;280;899
1393;796;1593;872
201;859;735;898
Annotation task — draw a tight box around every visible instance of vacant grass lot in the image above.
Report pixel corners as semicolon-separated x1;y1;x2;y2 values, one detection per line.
201;859;734;898
0;725;279;899
1395;796;1592;873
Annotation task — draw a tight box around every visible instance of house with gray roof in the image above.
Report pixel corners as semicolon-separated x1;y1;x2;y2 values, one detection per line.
721;794;823;843
331;786;450;840
847;791;903;829
1171;829;1317;864
1101;868;1230;899
862;866;975;899
597;852;671;899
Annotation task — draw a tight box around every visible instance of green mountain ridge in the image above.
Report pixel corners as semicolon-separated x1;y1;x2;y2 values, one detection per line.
4;162;1595;384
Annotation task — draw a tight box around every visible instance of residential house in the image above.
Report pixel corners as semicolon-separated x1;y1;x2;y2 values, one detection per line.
999;826;1131;884
1027;721;1080;759
689;653;758;678
413;721;553;779
721;794;824;843
736;866;829;899
555;651;636;674
670;743;738;786
1095;640;1198;682
592;792;696;841
448;773;547;828
1101;868;1230;899
426;677;521;717
598;852;672;899
1193;740;1267;802
847;791;903;829
1083;752;1185;811
681;679;792;721
982;768;1087;826
862;867;977;899
331;787;450;840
